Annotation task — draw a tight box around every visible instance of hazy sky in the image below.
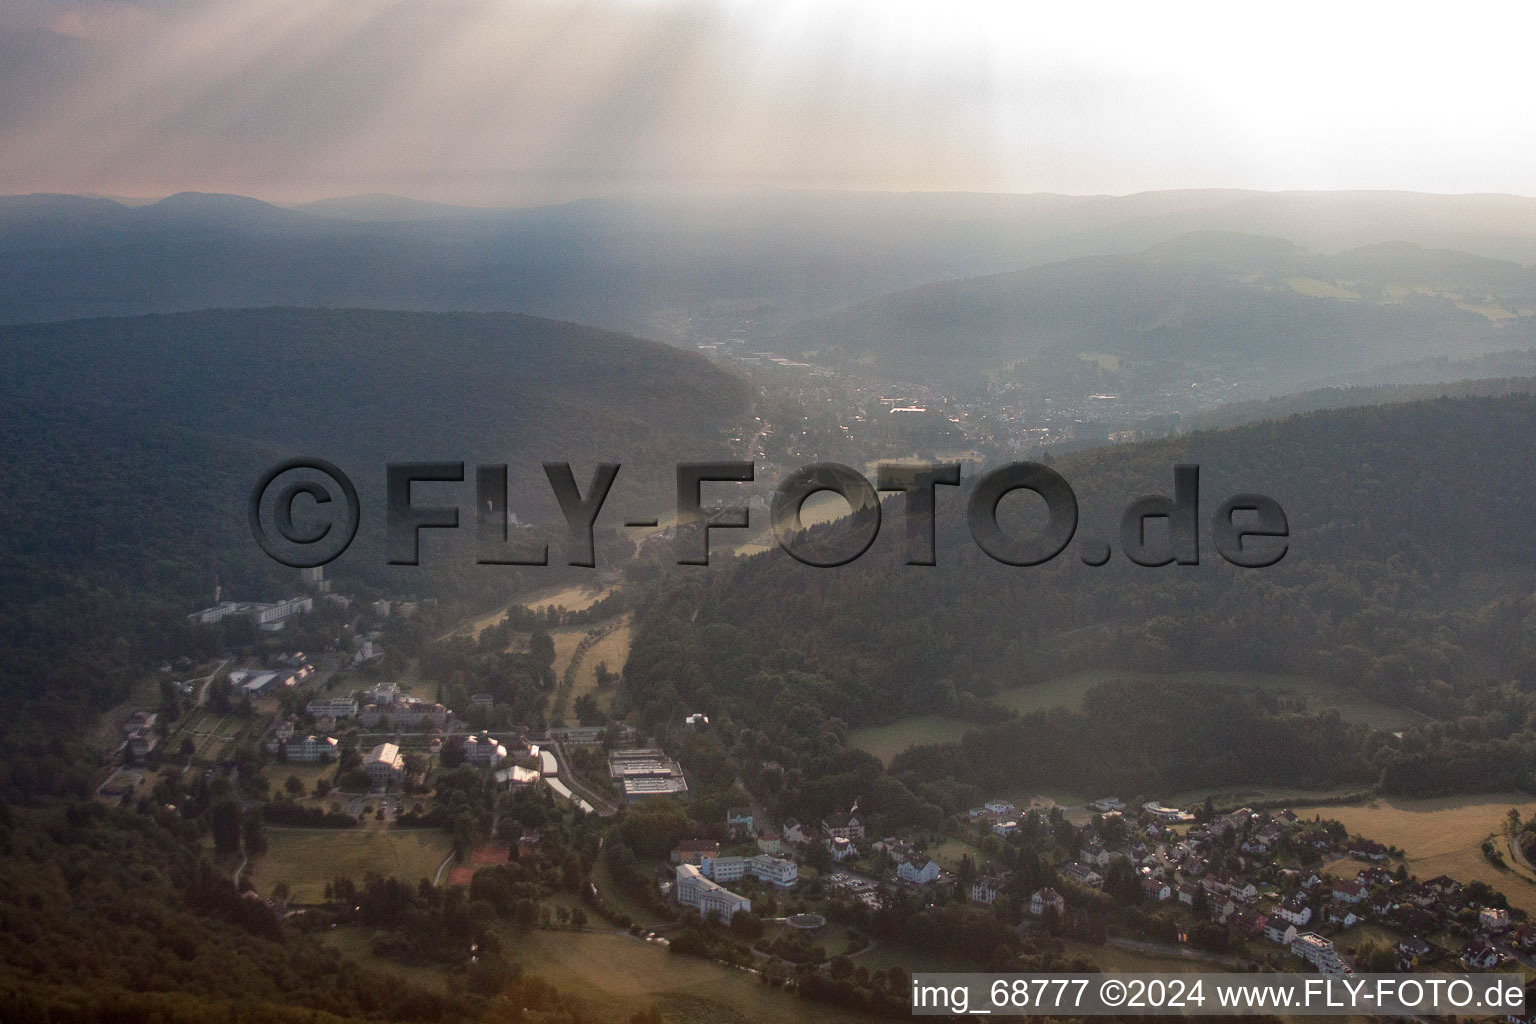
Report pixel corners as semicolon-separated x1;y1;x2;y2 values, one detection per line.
3;0;1535;204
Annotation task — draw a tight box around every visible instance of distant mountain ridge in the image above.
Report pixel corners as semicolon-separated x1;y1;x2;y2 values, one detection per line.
771;231;1536;390
7;188;1536;340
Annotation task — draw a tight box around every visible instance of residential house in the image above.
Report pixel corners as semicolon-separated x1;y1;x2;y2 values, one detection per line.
1349;839;1390;862
1142;877;1172;902
1461;944;1501;970
1327;906;1361;928
821;809;866;841
1265;920;1298;945
1059;863;1103;888
1276;895;1312;926
971;875;1006;904
1332;879;1367;904
897;856;941;885
1029;888;1065;916
1481;907;1512;932
726;807;756;837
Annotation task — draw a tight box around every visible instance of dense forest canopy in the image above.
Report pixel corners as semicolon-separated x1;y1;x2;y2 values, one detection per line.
623;393;1536;814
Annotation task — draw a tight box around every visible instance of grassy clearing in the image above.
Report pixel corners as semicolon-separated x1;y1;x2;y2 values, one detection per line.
1292;794;1536;914
1065;940;1214;973
1286;276;1360;300
848;715;975;765
322;927;455;994
264;760;338;797
250;828;453;903
1076;351;1121;372
570;616;630;712
590;856;666;928
521;583;619;614
926;836;984;873
852;669;1417;767
995;669;1424;731
500;928;874;1024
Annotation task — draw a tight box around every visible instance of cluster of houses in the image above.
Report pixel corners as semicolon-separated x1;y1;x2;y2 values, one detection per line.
1001;798;1528;975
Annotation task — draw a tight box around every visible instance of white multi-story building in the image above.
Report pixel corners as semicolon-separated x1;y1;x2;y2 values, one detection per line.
358;698;449;729
256;596;313;630
676;862;752;918
1290;932;1346;974
463;732;508;766
307;695;359;719
898;856;941;885
699;854;798;889
284;734;339;762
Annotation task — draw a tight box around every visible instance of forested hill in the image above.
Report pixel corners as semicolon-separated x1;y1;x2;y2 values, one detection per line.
771;233;1536;386
624;393;1536;802
0;309;751;792
1182;373;1536;431
11;189;1536;338
0;308;750;569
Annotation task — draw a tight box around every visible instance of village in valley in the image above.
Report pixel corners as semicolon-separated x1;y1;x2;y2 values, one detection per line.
85;561;1536;1019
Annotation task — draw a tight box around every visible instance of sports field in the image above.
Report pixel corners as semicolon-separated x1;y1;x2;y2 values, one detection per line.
249;827;454;902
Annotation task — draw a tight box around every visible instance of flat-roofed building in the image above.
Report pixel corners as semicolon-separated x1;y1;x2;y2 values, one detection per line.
676;862;751;918
608;747;689;802
307;694;359;719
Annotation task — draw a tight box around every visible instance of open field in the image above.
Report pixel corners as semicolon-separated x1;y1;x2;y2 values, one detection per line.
499;928;875;1024
266;759;338;796
852;669;1420;766
590;856;668;928
1293;794;1536;914
569;615;630;711
249;827;453;902
549;627;586;681
521;583;619;614
447;584;620;642
848;715;975;764
322;927;454;995
1285;276;1361;300
926;836;984;872
996;669;1425;731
